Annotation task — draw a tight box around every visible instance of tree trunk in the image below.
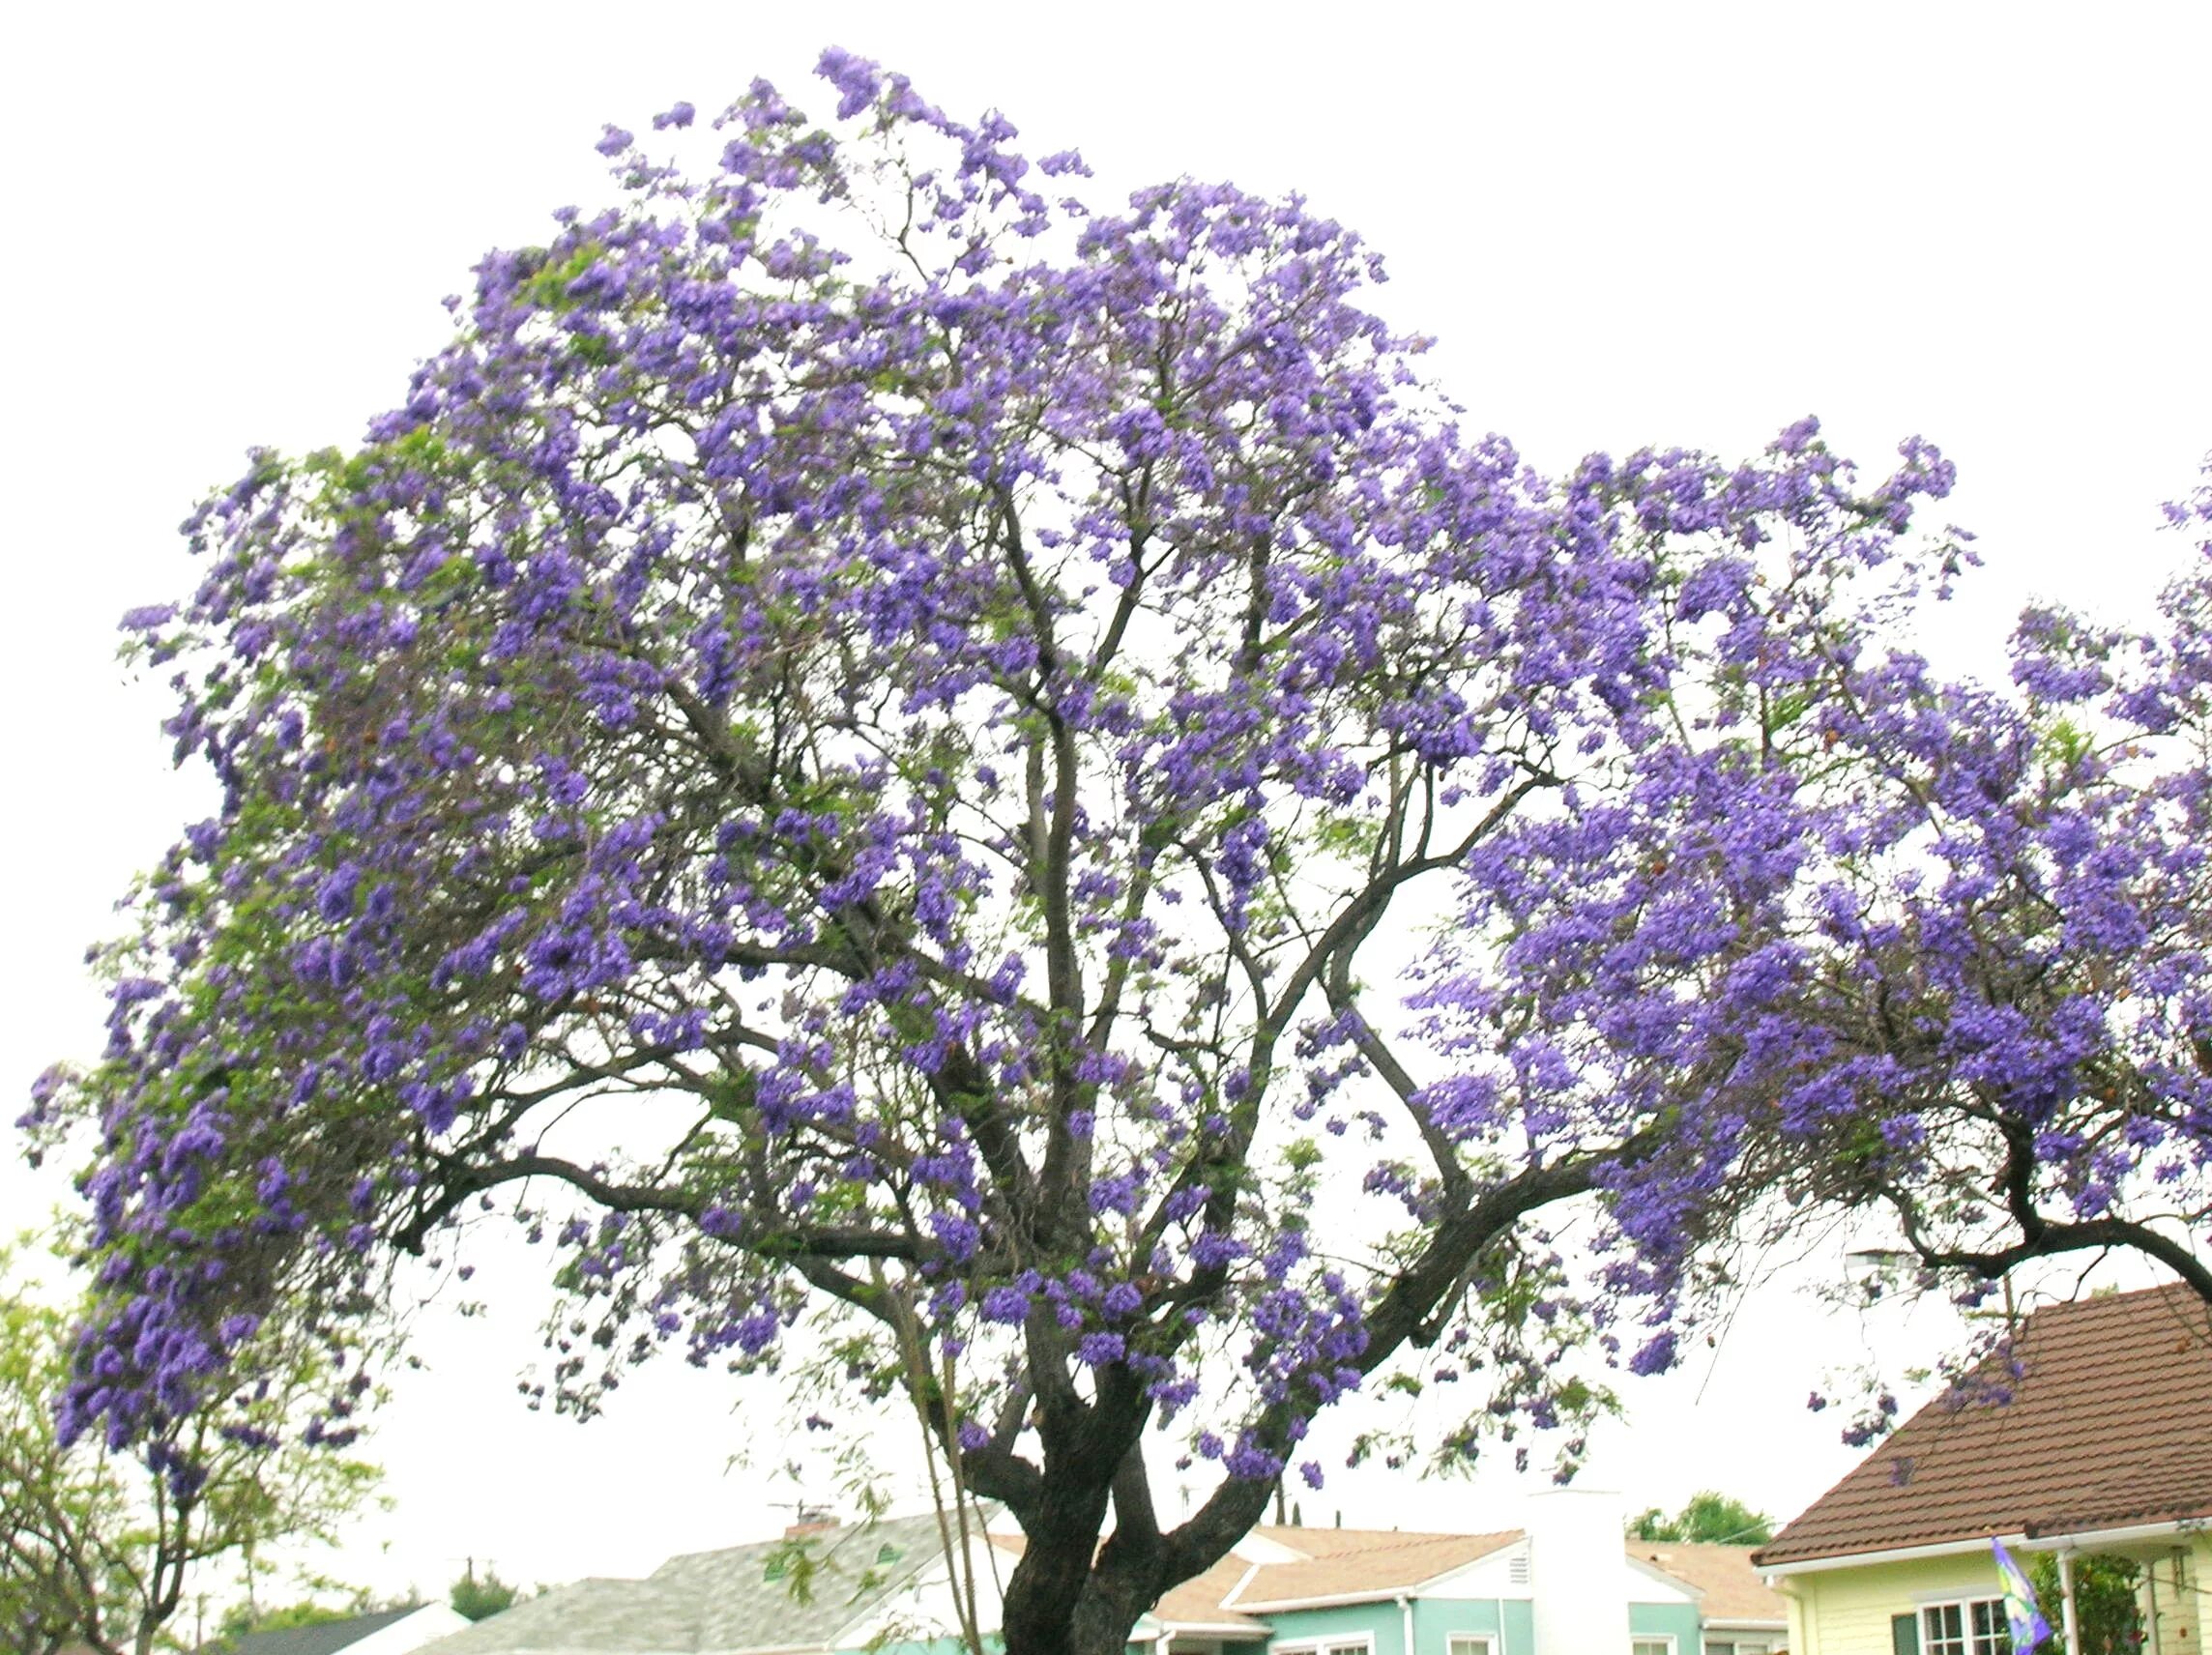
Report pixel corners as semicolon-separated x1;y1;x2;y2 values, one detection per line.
998;1475;1118;1655
994;1452;1281;1655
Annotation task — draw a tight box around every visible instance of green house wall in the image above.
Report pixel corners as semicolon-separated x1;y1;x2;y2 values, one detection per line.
1258;1596;1540;1655
1412;1595;1532;1655
1629;1600;1704;1651
1264;1601;1409;1655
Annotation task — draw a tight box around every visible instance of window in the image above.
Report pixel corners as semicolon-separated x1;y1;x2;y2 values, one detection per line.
1272;1640;1370;1655
1448;1638;1496;1655
1632;1640;1676;1655
1704;1642;1778;1655
1920;1599;2005;1655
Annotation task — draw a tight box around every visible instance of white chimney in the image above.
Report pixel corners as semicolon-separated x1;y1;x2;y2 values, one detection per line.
1526;1488;1629;1655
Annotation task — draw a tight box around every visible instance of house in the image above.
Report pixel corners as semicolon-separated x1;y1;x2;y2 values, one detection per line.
417;1510;958;1655
1106;1495;1785;1655
224;1606;474;1655
1753;1281;2212;1655
1623;1545;1790;1655
428;1493;1783;1655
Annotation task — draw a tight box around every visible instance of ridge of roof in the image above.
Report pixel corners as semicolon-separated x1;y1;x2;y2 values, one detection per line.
1225;1529;1525;1608
1755;1281;2212;1567
1623;1542;1787;1623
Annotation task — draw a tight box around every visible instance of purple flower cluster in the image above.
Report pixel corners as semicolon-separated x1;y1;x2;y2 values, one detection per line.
30;50;2212;1632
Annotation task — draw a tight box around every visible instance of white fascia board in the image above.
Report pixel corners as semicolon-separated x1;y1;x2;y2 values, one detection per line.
1227;1587;1414;1612
1233;1532;1317;1564
1760;1519;2207;1580
1700;1620;1790;1633
1158;1622;1273;1640
1235;1561;1511;1614
1409;1542;1531;1602
344;1607;476;1655
2023;1518;2208;1551
1623;1555;1704;1603
1759;1535;2027;1577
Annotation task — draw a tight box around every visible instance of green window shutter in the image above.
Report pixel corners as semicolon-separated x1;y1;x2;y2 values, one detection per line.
1892;1611;1920;1655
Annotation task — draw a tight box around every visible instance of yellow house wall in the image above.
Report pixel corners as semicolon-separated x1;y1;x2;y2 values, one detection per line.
1781;1534;2212;1655
1778;1553;2003;1655
2136;1533;2209;1655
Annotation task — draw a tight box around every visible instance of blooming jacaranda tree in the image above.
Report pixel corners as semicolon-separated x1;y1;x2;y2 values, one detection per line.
1423;470;2212;1337
30;49;2209;1655
0;1243;380;1655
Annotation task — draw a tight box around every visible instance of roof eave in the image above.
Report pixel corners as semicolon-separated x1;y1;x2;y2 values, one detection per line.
1227;1588;1426;1612
1759;1517;2209;1578
1157;1623;1271;1640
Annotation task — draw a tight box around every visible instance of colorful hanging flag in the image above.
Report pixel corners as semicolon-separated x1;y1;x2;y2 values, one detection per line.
1992;1537;2053;1653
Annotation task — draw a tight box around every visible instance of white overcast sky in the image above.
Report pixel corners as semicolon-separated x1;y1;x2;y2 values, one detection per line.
3;0;2207;1608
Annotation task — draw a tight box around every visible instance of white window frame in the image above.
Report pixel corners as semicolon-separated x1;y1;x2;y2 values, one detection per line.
1918;1597;2006;1655
1631;1637;1678;1655
1446;1636;1497;1655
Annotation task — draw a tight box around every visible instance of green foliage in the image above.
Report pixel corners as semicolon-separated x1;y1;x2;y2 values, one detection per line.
1626;1490;1775;1545
2027;1552;2139;1655
216;1599;364;1644
0;1238;384;1655
449;1570;518;1623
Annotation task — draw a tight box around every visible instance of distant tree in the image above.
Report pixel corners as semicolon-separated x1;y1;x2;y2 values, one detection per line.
0;1245;381;1655
216;1599;362;1645
448;1570;517;1624
1626;1492;1773;1546
2027;1553;2139;1655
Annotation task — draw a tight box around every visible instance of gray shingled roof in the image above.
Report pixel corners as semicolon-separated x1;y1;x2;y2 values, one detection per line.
420;1512;962;1655
230;1609;427;1655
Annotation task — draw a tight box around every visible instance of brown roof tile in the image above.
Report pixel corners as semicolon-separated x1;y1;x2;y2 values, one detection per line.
1229;1529;1523;1606
1150;1556;1270;1636
1754;1282;2212;1566
1626;1543;1789;1623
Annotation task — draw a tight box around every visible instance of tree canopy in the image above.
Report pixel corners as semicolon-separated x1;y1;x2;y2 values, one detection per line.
1626;1491;1773;1546
2026;1552;2139;1655
26;49;2212;1655
449;1568;517;1624
0;1246;380;1655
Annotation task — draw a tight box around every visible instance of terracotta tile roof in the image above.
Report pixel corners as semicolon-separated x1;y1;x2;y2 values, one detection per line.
1241;1524;1439;1559
1228;1528;1523;1607
1626;1543;1789;1624
1754;1281;2212;1566
996;1524;1523;1624
1150;1556;1270;1636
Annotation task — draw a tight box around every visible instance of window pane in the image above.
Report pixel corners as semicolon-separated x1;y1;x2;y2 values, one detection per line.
1970;1599;2005;1655
1448;1640;1493;1655
1632;1641;1672;1655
